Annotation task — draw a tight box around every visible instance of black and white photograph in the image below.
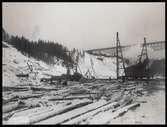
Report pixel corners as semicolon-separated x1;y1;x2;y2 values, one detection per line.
2;2;165;125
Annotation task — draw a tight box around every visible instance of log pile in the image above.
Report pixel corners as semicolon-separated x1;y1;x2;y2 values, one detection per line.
3;80;148;125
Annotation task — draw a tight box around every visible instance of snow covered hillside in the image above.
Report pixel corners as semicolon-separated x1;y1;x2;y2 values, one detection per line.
2;41;67;87
77;52;117;79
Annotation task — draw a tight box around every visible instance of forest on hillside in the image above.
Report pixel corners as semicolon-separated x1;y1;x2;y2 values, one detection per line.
2;28;74;66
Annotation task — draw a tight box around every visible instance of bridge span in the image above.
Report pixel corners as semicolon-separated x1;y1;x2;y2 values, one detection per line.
86;41;165;57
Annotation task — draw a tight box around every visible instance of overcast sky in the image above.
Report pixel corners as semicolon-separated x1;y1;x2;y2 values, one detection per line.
2;2;165;50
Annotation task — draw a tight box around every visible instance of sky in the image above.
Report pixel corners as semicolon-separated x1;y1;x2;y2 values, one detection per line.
2;2;165;50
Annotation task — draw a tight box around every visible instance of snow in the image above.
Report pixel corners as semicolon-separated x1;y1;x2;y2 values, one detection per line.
7;116;30;125
78;52;117;79
2;41;67;87
109;91;165;124
108;81;166;124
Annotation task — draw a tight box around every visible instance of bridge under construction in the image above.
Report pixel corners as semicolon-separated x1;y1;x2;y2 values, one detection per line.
85;32;165;80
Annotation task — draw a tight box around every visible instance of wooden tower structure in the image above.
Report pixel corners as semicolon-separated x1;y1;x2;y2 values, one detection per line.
116;32;126;79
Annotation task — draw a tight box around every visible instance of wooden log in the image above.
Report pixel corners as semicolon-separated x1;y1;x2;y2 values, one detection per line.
112;95;133;112
3;103;19;113
70;92;97;95
7;100;92;124
3;94;42;105
36;100;110;124
85;92;134;124
63;102;119;124
106;91;124;102
3;96;18;105
3;86;29;92
48;95;91;101
16;94;43;100
11;106;60;119
89;103;140;124
3;101;25;113
124;87;136;91
30;87;58;91
106;103;140;124
7;116;30;125
30;100;92;124
16;74;29;78
3;107;30;121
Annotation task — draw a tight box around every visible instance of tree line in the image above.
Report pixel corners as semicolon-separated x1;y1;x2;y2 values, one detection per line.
2;28;74;66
